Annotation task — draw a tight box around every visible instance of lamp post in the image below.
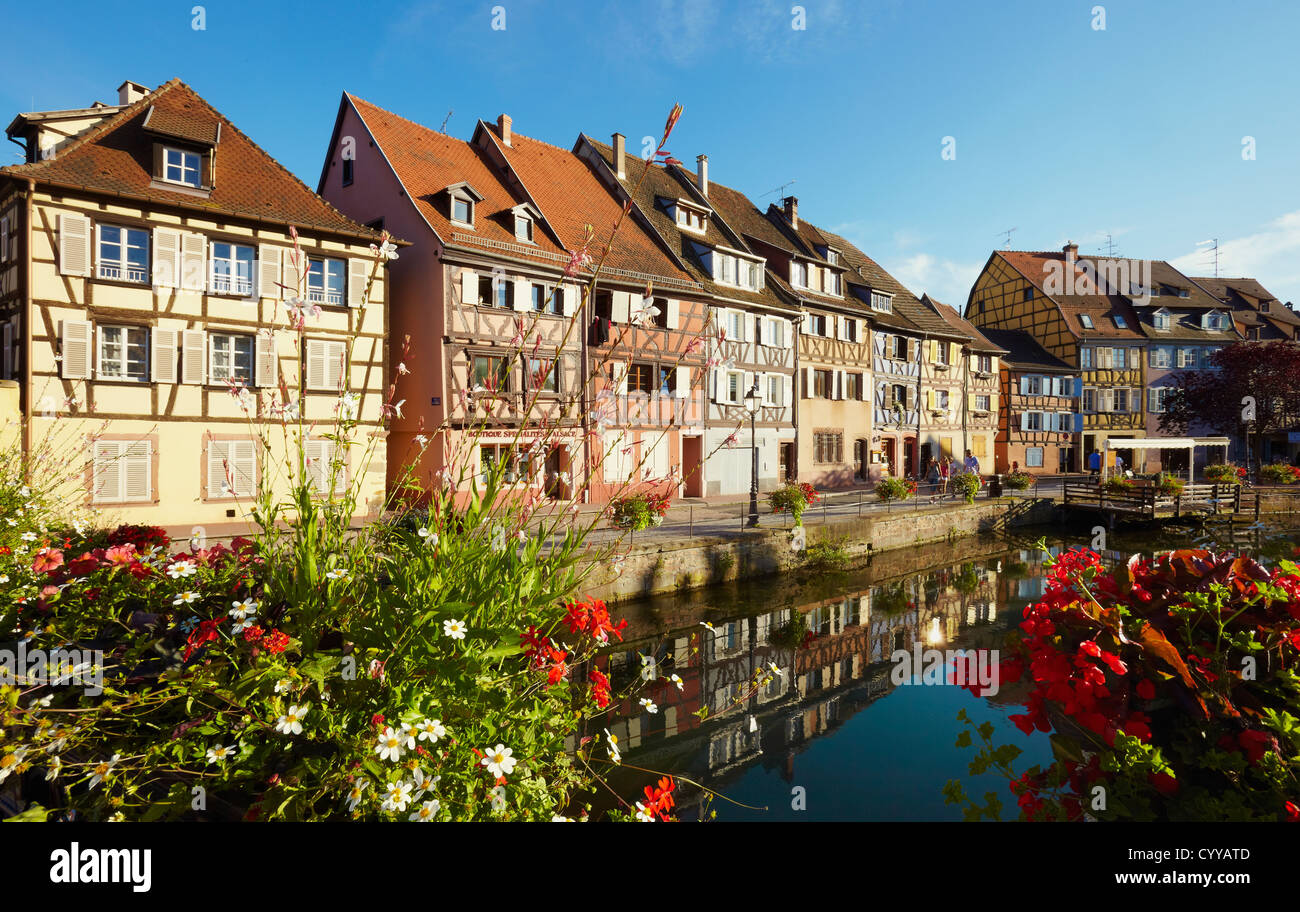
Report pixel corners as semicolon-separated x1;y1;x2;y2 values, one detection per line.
744;381;762;527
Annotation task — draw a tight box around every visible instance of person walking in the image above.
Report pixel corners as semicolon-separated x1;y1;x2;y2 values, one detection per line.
1089;449;1101;478
964;449;980;476
939;455;951;497
926;458;941;500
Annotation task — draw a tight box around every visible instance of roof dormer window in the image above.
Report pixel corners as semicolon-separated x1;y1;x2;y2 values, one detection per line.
870;291;892;313
1079;314;1095;330
791;260;807;288
1153;308;1171;331
445;182;485;229
1113;314;1127;329
667;198;709;234
163;147;202;188
1201;310;1229;331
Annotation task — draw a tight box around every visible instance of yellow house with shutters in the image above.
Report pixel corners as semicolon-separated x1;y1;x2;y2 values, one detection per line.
0;79;389;534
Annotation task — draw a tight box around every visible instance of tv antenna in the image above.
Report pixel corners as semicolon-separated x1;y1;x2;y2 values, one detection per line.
762;179;797;200
1100;233;1120;257
999;227;1016;249
1196;238;1220;277
439;109;453;133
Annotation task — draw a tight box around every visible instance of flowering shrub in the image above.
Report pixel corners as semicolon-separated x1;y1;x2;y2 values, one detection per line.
608;490;672;531
768;481;819;526
1003;472;1033;491
1204;463;1245;485
951;472;981;504
1259;463;1300;485
946;544;1300;821
1154;473;1185;496
1102;475;1135;494
875;477;916;502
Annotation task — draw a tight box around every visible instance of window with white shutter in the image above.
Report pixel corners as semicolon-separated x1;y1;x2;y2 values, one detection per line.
305;339;347;391
347;258;368;307
255;333;276;387
258;245;282;299
57;213;91;277
152;328;178;383
181;232;207;291
181;330;206;384
152;227;182;288
207;439;257;498
92;440;152;503
303;437;340;495
60;320;93;379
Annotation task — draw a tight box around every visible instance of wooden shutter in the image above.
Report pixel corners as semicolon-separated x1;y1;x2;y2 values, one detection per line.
784;375;793;407
305;339;328;390
709;367;721;402
676;365;690;398
255;332;276;387
560;283;577;316
258;245;282;299
283;249;309;297
510;278;529;312
802;366;813;399
347;257;368;307
152;227;182;288
460;269;477;305
181;232;206;291
233;440;257;495
327;340;346;389
123;441;151;501
152;328;178;383
665;298;680;330
611;291;631;323
834;369;845;400
93;441;122;502
57;213;91;276
181;330;206;384
60;320;92;379
0;216;8;265
207;440;232;498
304;437;328;493
1;322;10;379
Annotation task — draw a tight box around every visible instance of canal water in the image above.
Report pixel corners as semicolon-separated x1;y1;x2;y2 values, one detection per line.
588;521;1299;821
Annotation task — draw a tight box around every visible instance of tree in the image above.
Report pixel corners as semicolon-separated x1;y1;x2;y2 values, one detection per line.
1159;341;1300;465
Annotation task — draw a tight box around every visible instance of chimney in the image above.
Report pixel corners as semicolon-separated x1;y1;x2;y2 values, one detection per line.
497;114;512;147
612;132;626;179
783;196;798;229
117;80;150;106
1063;240;1078;266
696;154;709;196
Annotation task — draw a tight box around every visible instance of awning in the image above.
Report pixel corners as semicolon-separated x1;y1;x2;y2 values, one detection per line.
1104;437;1230;450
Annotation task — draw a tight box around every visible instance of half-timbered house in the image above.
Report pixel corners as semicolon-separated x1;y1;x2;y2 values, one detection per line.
1;79;389;533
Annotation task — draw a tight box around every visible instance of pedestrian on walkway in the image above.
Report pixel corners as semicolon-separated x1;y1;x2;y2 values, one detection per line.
1089;449;1102;478
939;456;951;497
964;449;980;476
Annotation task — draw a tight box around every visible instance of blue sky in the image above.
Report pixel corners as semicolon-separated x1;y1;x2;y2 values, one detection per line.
6;0;1300;307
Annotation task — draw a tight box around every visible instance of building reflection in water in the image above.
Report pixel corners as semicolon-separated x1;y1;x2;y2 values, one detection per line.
577;536;1063;818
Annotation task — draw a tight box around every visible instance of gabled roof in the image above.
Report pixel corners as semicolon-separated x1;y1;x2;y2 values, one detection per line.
977;328;1075;373
920;295;1006;353
343;94;569;267
1192;276;1300;328
580;137;789;310
477;120;695;287
992;250;1146;341
2;79;378;241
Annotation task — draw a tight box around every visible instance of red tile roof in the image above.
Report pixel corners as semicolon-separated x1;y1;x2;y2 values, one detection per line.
480;121;695;288
3;79;378;241
348;95;570;268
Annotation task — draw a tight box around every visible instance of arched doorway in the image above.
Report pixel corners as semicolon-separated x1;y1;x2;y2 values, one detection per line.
882;438;896;477
854;438;869;481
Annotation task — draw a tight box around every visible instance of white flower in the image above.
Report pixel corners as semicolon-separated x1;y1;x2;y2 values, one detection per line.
639;698;659;714
417;527;439;547
489;784;507;811
206;744;235;765
381;780;414;813
274;677;294;694
630;297;661;327
172;591;199;607
229;598;259;633
370;239;399;261
444;618;467;640
634;802;655;822
768;662;784;678
87;753;120;790
409;767;438;799
416;718;447;743
375;726;405;762
18;486;29;497
669;673;684;691
20;532;36;542
0;575;8;584
338;392;361;420
44;756;62;781
167;560;197;579
604;728;621;764
551;815;573;822
397;722;417;749
275;704;308;736
480;744;517;778
490;525;507;553
699;621;715;633
414;434;429;447
325;567;350;581
410;799;440;822
345;779;368;811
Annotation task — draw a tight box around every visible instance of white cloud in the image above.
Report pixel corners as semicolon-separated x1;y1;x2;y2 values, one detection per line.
889;253;985;311
1169;210;1300;304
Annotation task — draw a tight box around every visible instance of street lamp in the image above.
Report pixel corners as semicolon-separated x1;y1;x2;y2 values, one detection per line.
744;381;762;527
